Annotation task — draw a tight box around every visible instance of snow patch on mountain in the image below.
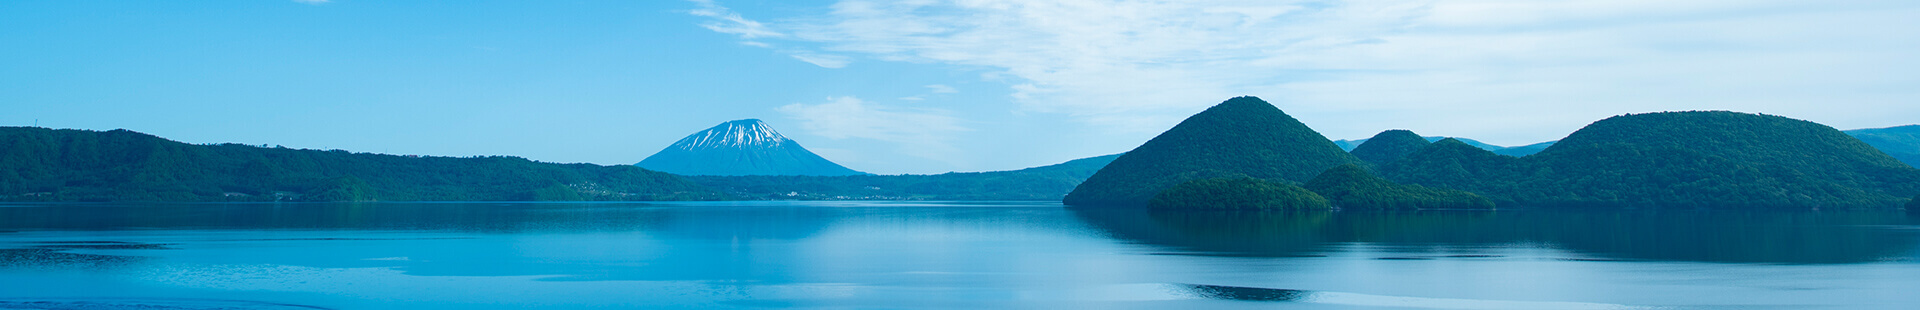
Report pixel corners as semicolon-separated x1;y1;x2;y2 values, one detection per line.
672;119;790;150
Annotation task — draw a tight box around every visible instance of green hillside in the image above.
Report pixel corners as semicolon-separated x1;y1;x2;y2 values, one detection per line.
1148;176;1330;210
1065;96;1363;206
0;127;730;202
687;154;1120;200
1378;139;1529;203
1382;112;1920;208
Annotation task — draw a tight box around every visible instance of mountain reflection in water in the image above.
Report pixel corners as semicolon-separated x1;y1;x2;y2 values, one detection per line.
1070;208;1919;264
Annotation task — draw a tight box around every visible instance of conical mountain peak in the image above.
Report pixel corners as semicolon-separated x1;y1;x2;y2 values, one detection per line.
672;119;790;151
639;119;865;176
1350;129;1432;166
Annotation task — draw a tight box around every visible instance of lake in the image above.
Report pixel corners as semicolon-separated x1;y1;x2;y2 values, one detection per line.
2;201;1917;309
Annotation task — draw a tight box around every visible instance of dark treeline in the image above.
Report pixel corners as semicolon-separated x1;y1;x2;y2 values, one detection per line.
1303;164;1493;210
0;127;729;202
686;154;1120;200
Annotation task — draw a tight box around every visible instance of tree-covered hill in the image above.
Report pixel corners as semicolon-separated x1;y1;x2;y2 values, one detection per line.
0;127;730;202
1381;112;1920;208
1065;96;1363;207
686;154;1120;200
1349;130;1431;166
1378;138;1530;203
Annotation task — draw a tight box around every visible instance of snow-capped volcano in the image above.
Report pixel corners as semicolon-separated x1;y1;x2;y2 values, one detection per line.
637;119;866;176
671;119;790;150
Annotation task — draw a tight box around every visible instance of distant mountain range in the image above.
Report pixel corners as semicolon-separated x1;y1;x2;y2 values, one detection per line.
1335;125;1918;166
1844;125;1920;168
1335;136;1553;157
637;119;865;176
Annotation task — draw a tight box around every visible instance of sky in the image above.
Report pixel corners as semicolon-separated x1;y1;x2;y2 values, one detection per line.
4;0;1918;175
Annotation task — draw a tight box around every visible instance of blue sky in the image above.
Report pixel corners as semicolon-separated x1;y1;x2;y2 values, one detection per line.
5;0;1918;175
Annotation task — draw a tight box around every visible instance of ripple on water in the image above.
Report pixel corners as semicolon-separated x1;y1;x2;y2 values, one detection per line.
0;298;331;310
0;249;146;270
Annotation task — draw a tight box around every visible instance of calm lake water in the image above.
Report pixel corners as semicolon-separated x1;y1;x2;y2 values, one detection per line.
2;201;1918;309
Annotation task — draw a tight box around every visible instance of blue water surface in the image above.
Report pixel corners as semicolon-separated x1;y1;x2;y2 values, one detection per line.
2;201;1917;309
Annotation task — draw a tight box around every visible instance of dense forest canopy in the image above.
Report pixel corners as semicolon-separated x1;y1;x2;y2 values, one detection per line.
1380;112;1920;208
0;127;729;202
1148;176;1331;210
1303;164;1494;210
1070;98;1917;209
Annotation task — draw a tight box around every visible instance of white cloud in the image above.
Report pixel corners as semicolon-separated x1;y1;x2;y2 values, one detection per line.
789;53;851;68
709;0;1920;144
925;84;958;94
778;97;970;166
688;1;861;69
686;0;784;39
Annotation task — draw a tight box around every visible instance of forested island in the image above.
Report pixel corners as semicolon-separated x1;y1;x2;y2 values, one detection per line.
1067;97;1920;210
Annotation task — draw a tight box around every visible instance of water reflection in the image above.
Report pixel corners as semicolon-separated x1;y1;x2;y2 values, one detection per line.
1072;208;1920;264
0;202;681;232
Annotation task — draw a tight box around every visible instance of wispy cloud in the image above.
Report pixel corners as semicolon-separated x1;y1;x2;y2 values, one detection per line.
703;0;1920;143
778;97;970;166
687;0;858;69
789;53;851;69
925;84;958;94
780;0;1428;132
686;0;783;39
